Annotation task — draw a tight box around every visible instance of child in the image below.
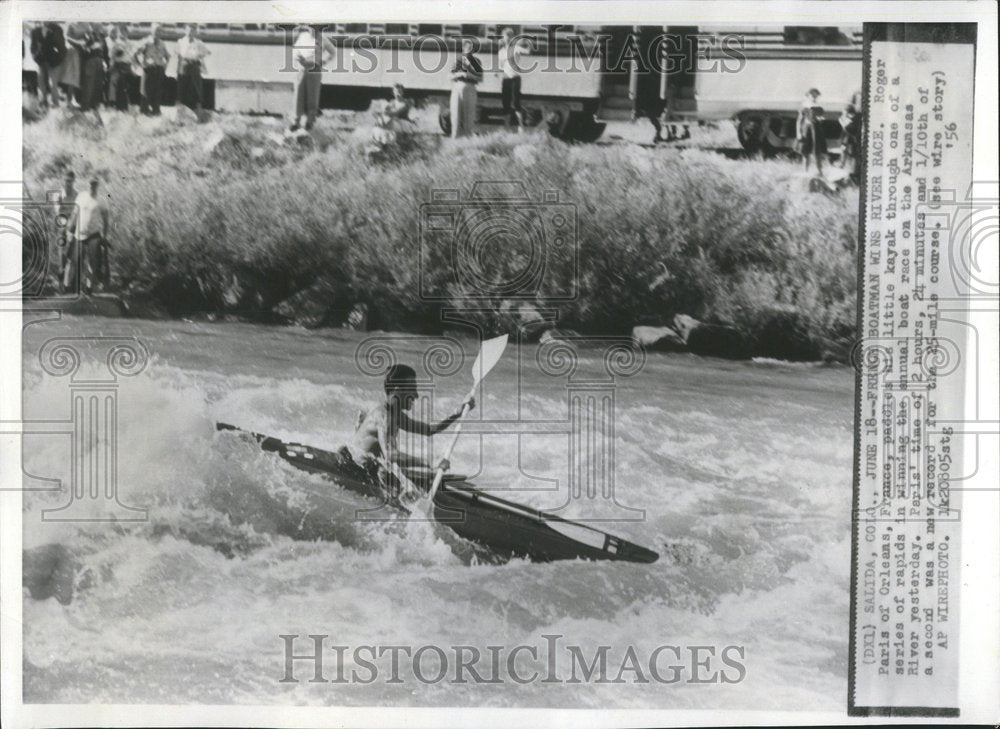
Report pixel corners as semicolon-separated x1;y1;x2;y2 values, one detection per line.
353;364;474;495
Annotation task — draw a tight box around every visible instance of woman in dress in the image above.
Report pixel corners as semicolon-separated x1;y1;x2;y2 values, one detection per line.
59;21;86;106
449;39;483;138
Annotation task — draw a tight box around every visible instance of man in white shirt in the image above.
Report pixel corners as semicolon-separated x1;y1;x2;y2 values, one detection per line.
176;23;210;114
498;27;530;129
290;25;336;132
66;176;110;294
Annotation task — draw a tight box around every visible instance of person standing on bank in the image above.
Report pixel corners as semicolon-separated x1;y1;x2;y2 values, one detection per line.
798;103;827;176
449;38;483;139
107;24;134;112
498;27;529;130
77;23;107;122
176;23;211;116
134;24;169;116
29;22;66;110
290;25;336;132
65;176;111;295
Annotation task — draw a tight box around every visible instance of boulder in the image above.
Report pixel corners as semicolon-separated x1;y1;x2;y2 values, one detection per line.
344;302;369;331
673;314;749;360
539;328;580;345
23;543;79;605
631;325;687;352
499;300;549;340
750;305;822;362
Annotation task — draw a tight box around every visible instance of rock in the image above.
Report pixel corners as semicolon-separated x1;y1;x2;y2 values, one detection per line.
750;305;822;362
539;328;580;345
673;314;748;359
672;314;701;341
498;300;549;339
344;302;369;331
23;543;79;605
23;293;128;318
631;325;686;352
273;279;347;328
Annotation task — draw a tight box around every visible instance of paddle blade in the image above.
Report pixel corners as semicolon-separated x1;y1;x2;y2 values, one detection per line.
471;334;508;386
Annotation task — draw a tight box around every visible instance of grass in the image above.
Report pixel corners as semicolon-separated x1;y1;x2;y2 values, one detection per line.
23;108;859;358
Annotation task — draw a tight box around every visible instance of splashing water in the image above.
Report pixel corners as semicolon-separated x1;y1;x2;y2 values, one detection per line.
22;317;853;707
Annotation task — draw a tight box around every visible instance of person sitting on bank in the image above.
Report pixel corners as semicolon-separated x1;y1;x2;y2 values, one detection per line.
449;38;483;139
64;175;111;294
353;364;474;494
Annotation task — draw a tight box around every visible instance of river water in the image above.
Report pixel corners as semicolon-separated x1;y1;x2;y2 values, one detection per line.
22;315;854;708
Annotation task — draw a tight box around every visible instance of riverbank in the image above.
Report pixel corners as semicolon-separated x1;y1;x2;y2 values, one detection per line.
24;109;859;361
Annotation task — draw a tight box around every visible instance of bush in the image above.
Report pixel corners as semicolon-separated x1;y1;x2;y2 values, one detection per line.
23;113;858;356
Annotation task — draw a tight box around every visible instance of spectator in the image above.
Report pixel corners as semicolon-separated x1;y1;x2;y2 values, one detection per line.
176;23;211;115
380;83;411;124
449;38;483;139
134;24;170;116
65;176;111;295
29;22;66;109
77;23;107;121
795;87;821;142
498;27;529;130
53;170;78;292
61;22;86;107
631;27;666;144
107;24;134;111
798;104;827;176
289;25;335;132
839;103;862;183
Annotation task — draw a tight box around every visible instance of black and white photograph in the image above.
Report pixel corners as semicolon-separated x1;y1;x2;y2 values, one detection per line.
2;2;997;726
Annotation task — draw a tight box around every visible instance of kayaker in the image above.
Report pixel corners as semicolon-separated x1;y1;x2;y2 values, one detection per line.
353;364;474;490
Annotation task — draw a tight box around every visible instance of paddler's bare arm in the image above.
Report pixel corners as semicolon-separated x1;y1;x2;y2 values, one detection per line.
397;397;475;436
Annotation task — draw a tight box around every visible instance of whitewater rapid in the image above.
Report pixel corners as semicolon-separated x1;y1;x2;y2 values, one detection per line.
21;317;854;708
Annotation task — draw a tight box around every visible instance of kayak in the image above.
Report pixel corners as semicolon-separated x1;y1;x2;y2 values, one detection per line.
216;422;659;564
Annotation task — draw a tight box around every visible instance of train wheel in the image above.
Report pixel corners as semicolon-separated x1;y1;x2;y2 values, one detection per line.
438;109;452;136
545;105;571;137
560;112;606;142
736;117;762;154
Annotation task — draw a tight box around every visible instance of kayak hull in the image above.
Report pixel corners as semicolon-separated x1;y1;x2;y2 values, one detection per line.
216;422;658;564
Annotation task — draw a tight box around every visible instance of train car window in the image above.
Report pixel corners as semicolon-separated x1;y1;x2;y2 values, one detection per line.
344;23;368;35
417;24;443;36
384;23;410;36
783;26;851;45
460;24;486;38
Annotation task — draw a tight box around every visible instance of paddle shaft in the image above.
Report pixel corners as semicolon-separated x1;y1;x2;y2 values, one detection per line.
428;385;475;501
